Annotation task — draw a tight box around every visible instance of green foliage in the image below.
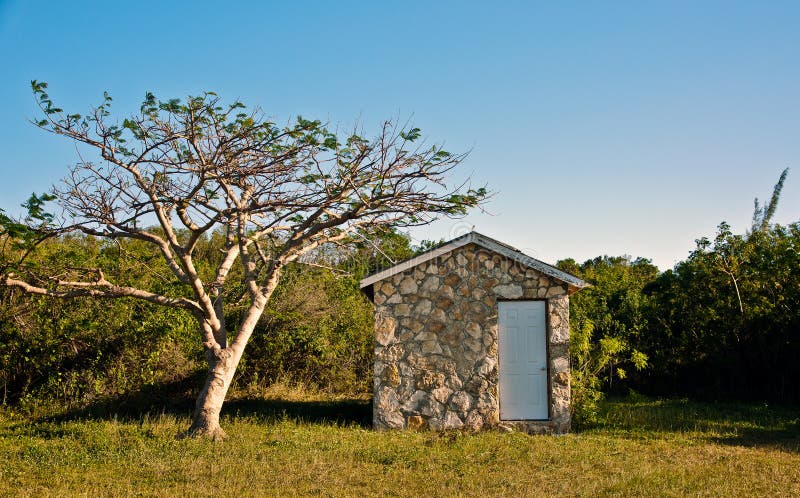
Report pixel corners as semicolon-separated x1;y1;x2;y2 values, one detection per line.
0;235;200;407
0;193;57;259
399;127;421;142
560;169;799;412
641;220;800;401
235;265;373;394
30;81;488;229
752;167;789;232
0;228;400;406
338;228;418;279
558;256;656;425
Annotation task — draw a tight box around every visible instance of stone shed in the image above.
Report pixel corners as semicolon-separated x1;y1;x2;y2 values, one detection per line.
360;232;588;434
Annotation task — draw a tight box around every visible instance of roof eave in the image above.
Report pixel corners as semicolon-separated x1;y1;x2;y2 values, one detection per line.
359;231;589;291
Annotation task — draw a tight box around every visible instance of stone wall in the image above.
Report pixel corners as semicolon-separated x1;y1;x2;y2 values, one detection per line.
371;243;571;434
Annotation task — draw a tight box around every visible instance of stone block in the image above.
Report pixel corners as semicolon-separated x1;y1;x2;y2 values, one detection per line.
382;363;401;387
427;321;445;334
414;330;437;342
436;296;454;310
448;391;474;412
380;282;395;295
431;385;453;404
552;356;569;373
444;273;461;287
386;293;402;304
401;390;428;414
554;371;570;386
421;397;445;419
466;322;482;339
375;386;400;413
442;411;464;430
375;314;397;346
399;276;418;294
413;299;432;315
380;410;405;429
464;411;484;431
493;283;523;299
478;357;497;378
421;340;442;354
421;275;441;293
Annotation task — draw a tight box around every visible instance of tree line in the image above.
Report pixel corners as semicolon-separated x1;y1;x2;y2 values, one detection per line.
2;201;797;418
0;85;796;430
0;227;410;407
560;169;798;421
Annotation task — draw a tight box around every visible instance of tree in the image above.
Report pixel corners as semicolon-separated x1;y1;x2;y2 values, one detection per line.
642;221;800;401
557;256;653;424
751;168;789;233
638;170;799;402
0;82;487;439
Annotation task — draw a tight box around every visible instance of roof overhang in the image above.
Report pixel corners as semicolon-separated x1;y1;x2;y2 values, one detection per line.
360;231;589;295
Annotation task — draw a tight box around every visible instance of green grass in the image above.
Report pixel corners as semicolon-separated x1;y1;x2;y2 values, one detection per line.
1;393;798;497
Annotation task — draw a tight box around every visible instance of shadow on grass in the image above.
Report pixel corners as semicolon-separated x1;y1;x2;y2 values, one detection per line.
36;372;372;429
594;397;800;452
26;383;799;451
223;397;371;428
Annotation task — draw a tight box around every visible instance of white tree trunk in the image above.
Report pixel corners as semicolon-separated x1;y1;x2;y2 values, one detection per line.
186;344;242;440
185;289;272;440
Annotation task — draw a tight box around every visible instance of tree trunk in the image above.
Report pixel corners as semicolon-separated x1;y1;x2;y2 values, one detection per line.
184;280;275;440
185;344;243;440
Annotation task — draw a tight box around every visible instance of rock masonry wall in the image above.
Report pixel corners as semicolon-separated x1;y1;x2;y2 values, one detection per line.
372;243;571;434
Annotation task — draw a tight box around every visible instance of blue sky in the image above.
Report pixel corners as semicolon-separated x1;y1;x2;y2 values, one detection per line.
1;1;798;269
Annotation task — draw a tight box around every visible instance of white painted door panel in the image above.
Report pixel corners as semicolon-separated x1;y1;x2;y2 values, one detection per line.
498;300;548;420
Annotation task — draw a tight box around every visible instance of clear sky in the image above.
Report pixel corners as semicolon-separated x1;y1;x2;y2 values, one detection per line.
1;1;798;270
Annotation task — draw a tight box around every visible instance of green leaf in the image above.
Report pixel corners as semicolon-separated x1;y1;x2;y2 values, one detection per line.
400;127;422;142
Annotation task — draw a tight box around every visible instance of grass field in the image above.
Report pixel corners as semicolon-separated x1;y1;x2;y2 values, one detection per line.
1;391;798;497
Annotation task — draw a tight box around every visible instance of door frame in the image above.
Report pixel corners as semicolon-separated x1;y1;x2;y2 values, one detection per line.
497;298;552;421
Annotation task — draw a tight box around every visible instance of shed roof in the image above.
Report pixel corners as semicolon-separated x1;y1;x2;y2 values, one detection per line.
360;231;589;294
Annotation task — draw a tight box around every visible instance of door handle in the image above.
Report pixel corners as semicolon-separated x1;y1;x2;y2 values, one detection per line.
540;367;546;371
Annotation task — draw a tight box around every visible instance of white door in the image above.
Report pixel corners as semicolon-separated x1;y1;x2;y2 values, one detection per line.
498;300;548;420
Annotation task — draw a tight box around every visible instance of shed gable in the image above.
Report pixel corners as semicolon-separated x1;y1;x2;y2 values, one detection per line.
360;231;587;294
